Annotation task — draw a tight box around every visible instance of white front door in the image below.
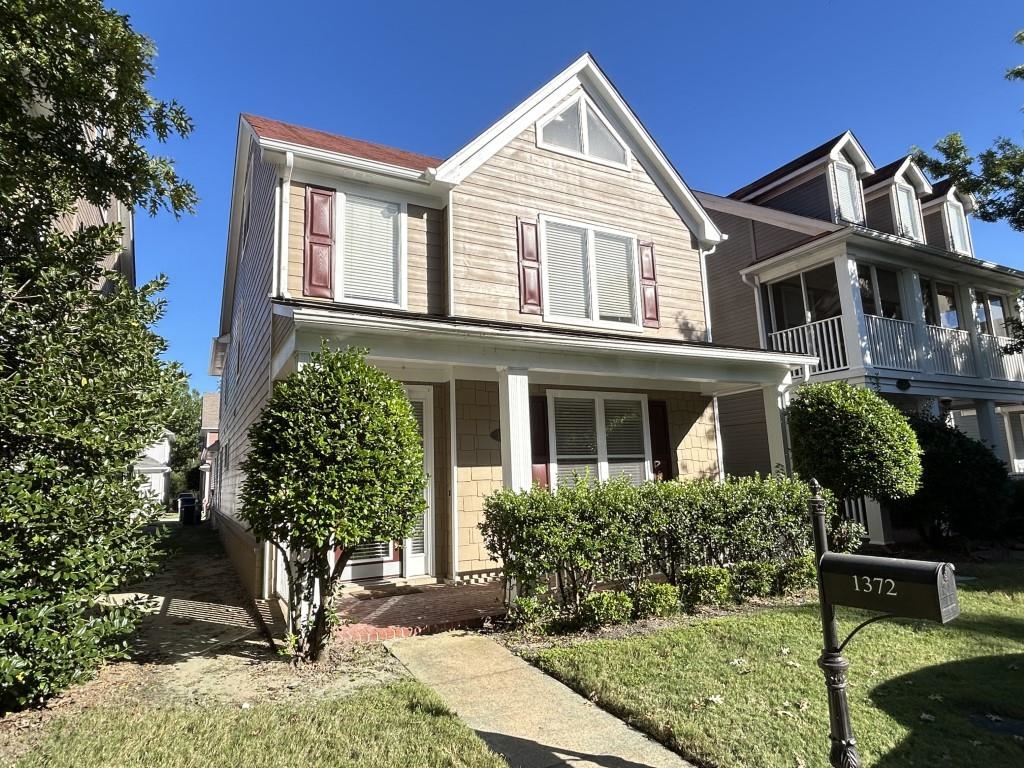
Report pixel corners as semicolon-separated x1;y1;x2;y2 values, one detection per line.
340;385;433;581
403;386;433;578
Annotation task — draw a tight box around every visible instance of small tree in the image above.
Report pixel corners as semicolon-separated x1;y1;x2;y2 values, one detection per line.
240;346;426;662
786;382;922;502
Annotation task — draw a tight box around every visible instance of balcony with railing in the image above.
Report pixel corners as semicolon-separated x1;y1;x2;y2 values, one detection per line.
768;314;1024;384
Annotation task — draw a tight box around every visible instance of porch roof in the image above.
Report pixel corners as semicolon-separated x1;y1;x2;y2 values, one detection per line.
278;300;813;395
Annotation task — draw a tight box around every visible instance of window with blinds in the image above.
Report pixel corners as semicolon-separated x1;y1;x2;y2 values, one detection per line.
895;184;921;241
549;393;649;488
542;217;638;327
833;162;863;223
342;194;402;305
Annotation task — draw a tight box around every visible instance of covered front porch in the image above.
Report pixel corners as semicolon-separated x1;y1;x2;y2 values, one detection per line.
269;304;810;588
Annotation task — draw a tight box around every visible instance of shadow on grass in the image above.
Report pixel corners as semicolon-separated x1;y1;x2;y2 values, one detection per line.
871;653;1024;767
476;731;665;768
113;521;280;666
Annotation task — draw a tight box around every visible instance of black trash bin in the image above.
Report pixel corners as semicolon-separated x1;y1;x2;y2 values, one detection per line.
177;494;198;525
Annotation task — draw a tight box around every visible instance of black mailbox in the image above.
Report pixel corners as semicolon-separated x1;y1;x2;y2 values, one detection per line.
818;552;959;624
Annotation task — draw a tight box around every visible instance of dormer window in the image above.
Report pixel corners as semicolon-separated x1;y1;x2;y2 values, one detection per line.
946;200;971;255
832;161;863;223
895;183;922;241
538;95;629;168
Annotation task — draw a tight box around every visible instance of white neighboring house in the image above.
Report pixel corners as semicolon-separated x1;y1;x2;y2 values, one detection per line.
134;429;174;506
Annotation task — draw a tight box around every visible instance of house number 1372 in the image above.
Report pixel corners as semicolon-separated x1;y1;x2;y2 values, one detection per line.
852;576;897;596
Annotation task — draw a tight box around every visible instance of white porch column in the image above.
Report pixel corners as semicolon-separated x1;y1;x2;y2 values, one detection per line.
498;367;532;491
975;399;1011;466
959;284;987;378
835;253;870;370
762;382;789;473
905;270;933;373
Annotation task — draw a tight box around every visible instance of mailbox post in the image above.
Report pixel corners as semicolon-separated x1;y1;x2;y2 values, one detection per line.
808;479;960;768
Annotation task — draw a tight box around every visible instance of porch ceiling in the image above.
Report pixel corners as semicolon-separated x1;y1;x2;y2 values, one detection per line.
287;305;811;396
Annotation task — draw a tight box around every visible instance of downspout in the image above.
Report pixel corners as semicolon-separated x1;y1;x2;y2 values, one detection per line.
279;151;295;299
698;237;723;343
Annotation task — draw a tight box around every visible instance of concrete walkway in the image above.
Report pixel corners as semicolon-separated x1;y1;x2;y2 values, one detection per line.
388;633;694;768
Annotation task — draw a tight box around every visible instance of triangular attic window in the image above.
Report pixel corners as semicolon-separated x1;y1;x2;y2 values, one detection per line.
539;95;628;168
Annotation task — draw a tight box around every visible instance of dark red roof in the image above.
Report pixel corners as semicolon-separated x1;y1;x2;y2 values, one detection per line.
243;114;444;172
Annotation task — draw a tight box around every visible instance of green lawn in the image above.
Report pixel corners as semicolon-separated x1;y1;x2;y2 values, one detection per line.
533;564;1024;768
15;680;506;768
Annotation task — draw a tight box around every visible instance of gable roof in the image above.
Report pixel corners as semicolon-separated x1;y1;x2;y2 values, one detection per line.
862;156;932;196
922;178;978;212
433;53;723;247
243;113;442;173
729;130;875;202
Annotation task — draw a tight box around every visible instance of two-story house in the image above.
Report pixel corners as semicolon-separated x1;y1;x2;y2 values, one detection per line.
210;54;811;600
198;392;220;515
702;131;1024;543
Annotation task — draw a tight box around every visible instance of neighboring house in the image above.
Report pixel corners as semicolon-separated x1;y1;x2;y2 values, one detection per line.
134;429;173;506
702;131;1024;542
199;392;220;516
210;54;811;599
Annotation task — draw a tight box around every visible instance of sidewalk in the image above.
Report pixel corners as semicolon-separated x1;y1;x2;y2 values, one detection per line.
388;633;694;768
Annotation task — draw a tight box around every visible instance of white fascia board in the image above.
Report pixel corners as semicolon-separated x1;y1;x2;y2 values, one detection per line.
208;333;230;377
694;190;840;237
434;53;723;248
288;306;813;375
257;136;436;184
902;160;933;196
739;230;851;280
829;131;875;176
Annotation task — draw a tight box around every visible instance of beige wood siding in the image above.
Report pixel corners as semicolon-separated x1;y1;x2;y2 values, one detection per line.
704;211;762;349
451;123;706;341
287;182;445;314
717;391;771;477
217;139;276;551
455;380;502;577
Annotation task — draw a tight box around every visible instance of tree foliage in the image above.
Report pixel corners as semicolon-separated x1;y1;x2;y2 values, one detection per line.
915;31;1024;233
166;382;202;496
888;411;1012;543
241;346;426;663
0;0;193;710
786;382;922;502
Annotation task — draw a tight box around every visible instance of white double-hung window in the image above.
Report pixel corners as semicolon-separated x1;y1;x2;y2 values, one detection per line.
832;161;864;223
547;391;652;489
945;200;972;256
340;192;406;308
895;183;923;241
540;216;639;329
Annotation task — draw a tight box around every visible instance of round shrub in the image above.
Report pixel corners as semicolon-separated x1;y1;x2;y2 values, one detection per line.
888;412;1012;542
787;382;922;501
679;566;732;612
506;596;552;629
777;554;817;594
731;561;781;600
580;590;634;628
631;581;679;620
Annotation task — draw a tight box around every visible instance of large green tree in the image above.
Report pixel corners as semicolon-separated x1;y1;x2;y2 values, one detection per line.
166;382;202;496
241;347;427;663
0;0;195;709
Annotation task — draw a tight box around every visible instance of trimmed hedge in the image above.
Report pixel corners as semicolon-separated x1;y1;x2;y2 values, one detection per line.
481;474;860;629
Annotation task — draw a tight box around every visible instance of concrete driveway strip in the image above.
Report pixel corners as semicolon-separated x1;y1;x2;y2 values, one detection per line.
388;632;694;768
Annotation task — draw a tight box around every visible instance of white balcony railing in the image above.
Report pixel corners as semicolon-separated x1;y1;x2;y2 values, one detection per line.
978;334;1024;382
864;315;918;371
768;316;847;375
926;325;976;377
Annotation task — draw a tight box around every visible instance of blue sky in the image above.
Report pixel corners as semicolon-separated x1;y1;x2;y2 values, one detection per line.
110;0;1024;393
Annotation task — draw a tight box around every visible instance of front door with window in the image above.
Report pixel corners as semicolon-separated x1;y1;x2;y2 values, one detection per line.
340;385;433;581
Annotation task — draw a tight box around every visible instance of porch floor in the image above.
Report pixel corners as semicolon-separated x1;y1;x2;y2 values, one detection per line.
334;582;505;642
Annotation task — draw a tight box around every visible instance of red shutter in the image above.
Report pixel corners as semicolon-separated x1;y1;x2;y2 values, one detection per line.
518;218;542;314
639;241;659;328
304;186;334;299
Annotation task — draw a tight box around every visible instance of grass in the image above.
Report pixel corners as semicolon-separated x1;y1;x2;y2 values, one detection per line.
533;563;1024;768
15;680;506;768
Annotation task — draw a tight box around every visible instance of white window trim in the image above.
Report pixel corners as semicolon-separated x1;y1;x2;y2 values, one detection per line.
331;189;408;311
538;213;643;333
830;160;864;224
535;93;631;171
893;182;923;242
546;390;652;490
944;199;973;256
